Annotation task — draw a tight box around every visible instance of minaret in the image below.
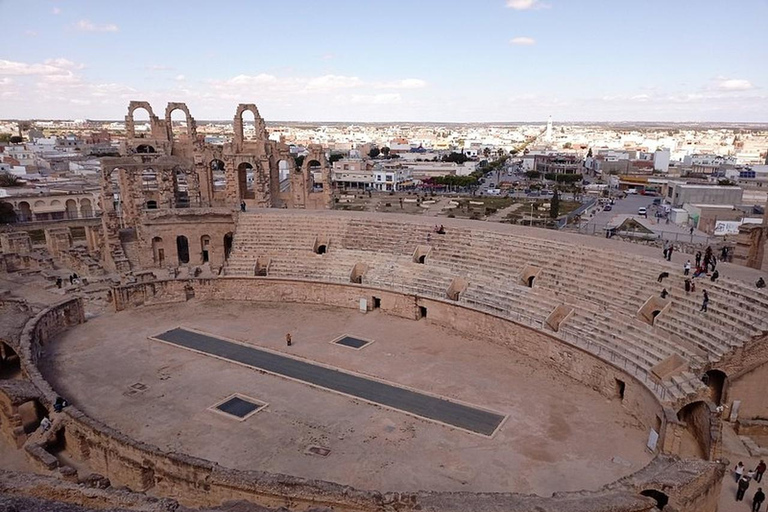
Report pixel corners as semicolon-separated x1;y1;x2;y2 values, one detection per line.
545;115;553;143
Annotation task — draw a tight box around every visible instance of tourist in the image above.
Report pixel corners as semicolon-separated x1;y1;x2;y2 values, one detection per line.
695;251;702;268
40;416;52;432
711;270;719;282
53;396;68;413
660;288;668;299
736;462;746;481
684;261;691;276
657;272;669;283
286;333;292;347
56;277;62;289
757;461;767;483
662;240;669;259
757;278;766;289
701;290;709;313
667;245;673;261
690;226;694;236
240;200;246;212
690;279;696;293
721;246;729;261
437;225;446;235
754;487;765;512
684;278;691;295
737;475;751;501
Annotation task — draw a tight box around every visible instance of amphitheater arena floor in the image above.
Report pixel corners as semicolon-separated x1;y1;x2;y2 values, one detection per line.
41;300;653;496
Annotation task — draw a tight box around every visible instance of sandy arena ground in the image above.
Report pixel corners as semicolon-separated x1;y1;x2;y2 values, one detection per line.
41;300;652;496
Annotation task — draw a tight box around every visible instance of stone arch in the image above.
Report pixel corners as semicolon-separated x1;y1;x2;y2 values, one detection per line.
676;400;712;460
152;236;165;266
703;369;727;406
126;101;155;139
176;235;190;265
34;200;45;208
136;144;156;154
210;159;226;193
18;201;32;221
79;198;93;218
65;199;78;219
233;103;267;144
165;102;196;140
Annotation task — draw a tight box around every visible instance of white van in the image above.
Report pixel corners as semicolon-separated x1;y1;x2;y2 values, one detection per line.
638;207;647;216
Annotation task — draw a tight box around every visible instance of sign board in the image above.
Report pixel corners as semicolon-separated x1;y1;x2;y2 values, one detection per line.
359;298;367;313
713;221;742;236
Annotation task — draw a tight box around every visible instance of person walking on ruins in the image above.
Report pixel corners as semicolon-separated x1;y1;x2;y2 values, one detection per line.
286;333;292;347
754;487;766;512
662;240;669;260
757;460;767;483
667;245;673;261
758;277;766;289
240;201;246;212
737;462;746;482
657;272;669;283
660;288;668;299
701;290;709;313
711;270;719;282
737;474;751;501
684;260;691;276
695;251;702;267
684;278;691;295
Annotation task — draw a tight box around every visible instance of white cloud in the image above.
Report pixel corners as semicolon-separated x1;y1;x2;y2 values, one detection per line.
714;77;754;91
306;74;363;90
74;19;119;33
510;37;536;45
24;30;38;37
0;58;81;76
228;73;280;86
175;74;186;81
506;0;549;10
147;64;172;71
349;93;402;105
52;7;61;14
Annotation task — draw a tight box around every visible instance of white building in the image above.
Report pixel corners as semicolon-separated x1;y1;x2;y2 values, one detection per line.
372;165;413;191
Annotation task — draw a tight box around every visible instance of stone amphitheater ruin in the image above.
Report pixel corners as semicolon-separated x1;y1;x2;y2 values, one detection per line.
1;101;768;512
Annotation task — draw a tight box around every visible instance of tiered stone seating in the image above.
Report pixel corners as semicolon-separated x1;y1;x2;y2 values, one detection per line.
223;212;768;402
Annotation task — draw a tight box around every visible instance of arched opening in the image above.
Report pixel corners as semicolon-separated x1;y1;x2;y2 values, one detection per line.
106;168;123;214
136;144;156;153
65;199;78;219
174;168;190;208
651;310;661;324
223;232;233;261
527;275;535;288
176;235;190;264
676;401;710;459
0;342;21;379
79;198;92;218
316;244;327;255
418;255;426;264
200;235;211;263
17;399;47;434
278;159;293;182
241;109;257;141
168;108;188;141
152;236;164;266
210;159;226;193
131;106;151;138
18;201;32;222
145;200;158;209
307;160;323;192
237;162;255;200
640;490;668;510
704;369;727;406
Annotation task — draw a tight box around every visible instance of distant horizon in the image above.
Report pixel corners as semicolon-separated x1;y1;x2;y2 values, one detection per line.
2;0;766;122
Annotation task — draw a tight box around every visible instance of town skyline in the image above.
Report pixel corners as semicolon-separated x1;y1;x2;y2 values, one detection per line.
2;0;767;122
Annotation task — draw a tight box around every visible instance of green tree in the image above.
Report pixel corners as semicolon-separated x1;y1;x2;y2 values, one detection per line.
525;170;541;180
0;172;21;187
442;152;469;164
549;189;560;219
380;146;390;156
368;147;380;158
9;136;22;144
483;147;491;159
0;133;12;143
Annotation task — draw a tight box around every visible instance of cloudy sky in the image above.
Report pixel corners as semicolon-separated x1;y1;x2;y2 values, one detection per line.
1;0;767;122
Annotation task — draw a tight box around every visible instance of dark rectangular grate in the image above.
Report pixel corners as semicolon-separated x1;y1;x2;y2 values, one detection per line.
334;335;371;349
214;396;263;419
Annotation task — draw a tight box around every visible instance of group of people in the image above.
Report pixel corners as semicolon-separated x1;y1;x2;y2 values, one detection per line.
735;460;766;510
54;273;80;289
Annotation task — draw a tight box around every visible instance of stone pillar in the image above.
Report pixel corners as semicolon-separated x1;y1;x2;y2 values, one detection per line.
0;232;32;255
45;227;72;256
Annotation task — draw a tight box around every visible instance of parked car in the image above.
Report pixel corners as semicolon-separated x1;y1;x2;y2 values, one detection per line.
638;207;647;216
652;198;662;205
604;205;613;211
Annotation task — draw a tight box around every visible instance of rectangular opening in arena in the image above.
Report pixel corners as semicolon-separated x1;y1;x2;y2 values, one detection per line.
152;327;505;437
332;335;373;350
211;394;266;420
